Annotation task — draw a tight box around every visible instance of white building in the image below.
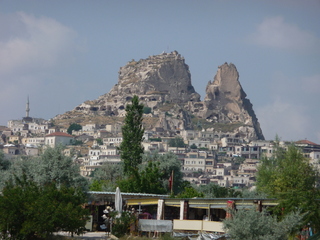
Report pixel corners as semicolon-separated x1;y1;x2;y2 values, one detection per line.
45;132;74;147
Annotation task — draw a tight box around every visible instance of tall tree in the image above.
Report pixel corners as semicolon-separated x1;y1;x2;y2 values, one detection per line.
256;143;320;230
119;95;144;175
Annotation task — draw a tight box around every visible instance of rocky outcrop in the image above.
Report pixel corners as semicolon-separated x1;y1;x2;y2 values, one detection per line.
199;63;264;139
54;51;264;140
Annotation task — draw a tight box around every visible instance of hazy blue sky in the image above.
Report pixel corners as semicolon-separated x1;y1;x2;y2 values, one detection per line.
1;0;319;143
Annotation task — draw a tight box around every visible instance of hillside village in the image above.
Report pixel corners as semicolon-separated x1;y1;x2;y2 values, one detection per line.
1;102;320;190
1;51;320;191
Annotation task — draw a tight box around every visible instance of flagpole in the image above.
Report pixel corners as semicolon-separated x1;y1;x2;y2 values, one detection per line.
171;170;174;195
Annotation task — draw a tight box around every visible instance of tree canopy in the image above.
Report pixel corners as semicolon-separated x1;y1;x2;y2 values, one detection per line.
168;137;185;148
0;176;89;239
89;163;123;191
141;152;184;194
67;123;82;135
197;183;242;198
0;146;88;191
256;143;320;230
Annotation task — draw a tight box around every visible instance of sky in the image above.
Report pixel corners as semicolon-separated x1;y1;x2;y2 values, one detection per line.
0;0;319;143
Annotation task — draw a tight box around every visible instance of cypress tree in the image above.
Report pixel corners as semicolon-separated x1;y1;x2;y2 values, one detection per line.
120;95;144;175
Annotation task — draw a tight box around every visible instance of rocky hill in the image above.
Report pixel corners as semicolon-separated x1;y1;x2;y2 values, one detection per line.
54;51;264;140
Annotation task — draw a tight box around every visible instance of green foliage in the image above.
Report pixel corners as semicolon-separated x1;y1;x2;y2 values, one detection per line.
256;143;320;230
71;139;83;145
198;147;209;151
241;188;268;199
141;152;184;194
67;123;82;135
190;143;197;149
168;137;185;148
0;150;10;170
143;106;152;114
90;163;123;191
89;179;104;191
197;183;242;198
119;161;166;194
0;176;89;239
111;211;136;238
96;138;103;145
176;186;204;198
119;95;144;176
0;146;88;191
223;208;303;240
149;137;162;142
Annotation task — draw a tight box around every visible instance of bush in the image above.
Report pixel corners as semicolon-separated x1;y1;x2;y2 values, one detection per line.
111;211;136;238
143;106;152;114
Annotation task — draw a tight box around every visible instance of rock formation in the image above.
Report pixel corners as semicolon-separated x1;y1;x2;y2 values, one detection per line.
203;63;264;139
54;51;264;140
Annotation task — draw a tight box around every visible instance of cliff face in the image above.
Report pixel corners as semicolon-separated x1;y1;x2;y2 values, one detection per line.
201;63;264;139
54;51;264;140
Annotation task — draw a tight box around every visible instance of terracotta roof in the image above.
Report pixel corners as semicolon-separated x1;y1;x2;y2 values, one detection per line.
295;140;319;146
46;132;73;137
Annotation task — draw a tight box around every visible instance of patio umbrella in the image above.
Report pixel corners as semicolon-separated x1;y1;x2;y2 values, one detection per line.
115;187;122;213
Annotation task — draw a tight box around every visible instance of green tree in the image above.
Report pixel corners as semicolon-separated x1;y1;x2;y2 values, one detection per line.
111;211;136;238
141;152;184;194
190;143;197;149
176;186;204;198
143;106;152;114
256;143;320;230
0;176;89;239
0;150;10;170
90;163;123;191
119;95;144;176
223;208;303;240
0;146;88;191
67;123;82;135
168;137;185;148
118;161;166;194
96;138;103;145
197;183;242;198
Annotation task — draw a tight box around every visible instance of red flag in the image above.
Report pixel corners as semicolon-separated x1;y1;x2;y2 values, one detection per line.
168;175;172;190
168;170;174;193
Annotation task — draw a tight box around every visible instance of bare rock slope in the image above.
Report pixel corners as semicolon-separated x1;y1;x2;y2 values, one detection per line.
55;51;264;140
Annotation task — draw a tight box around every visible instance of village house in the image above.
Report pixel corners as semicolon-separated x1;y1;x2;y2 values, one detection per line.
45;132;74;148
103;137;123;146
106;124;122;134
182;151;211;172
22;136;45;147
